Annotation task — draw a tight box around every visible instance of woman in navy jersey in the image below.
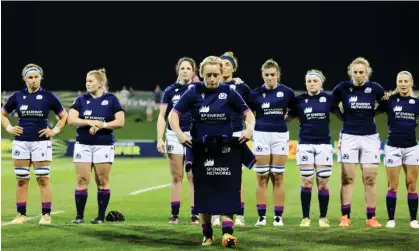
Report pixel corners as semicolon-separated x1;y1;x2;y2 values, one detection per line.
288;69;343;227
333;57;385;228
1;63;68;225
67;68;125;224
169;56;255;247
209;51;251;227
376;71;419;229
156;57;199;225
248;59;295;227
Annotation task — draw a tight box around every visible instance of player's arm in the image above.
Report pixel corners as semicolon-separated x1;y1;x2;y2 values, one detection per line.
156;104;168;154
1;93;23;136
169;89;193;147
330;85;344;121
101;96;125;130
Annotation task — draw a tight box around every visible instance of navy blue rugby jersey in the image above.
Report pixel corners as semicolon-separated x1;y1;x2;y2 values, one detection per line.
248;83;295;133
332;81;384;135
70;93;124;145
2;88;64;141
173;83;249;139
376;95;419;148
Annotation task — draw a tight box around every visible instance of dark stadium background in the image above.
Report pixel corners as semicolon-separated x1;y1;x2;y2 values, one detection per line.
2;1;419;92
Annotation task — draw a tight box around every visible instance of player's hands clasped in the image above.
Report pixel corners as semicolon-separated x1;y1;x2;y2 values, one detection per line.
239;128;252;144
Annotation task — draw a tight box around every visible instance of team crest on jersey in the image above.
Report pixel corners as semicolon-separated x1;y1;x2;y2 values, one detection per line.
172;94;180;104
83;110;92;116
19;105;28;111
262;93;266;98
218;92;227;99
23;96;26;99
393;106;402;112
87;101;90;104
261;102;270;109
101;100;109;106
36;95;43;100
229;84;236;90
199;106;210;113
277;91;284;98
304;107;312;114
409;99;415;104
364;87;372;93
204;159;214;167
319;97;326;103
349;96;358;103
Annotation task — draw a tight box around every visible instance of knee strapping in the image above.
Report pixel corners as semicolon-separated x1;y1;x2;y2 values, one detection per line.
14;167;30;179
254;165;270;175
300;168;315;179
35;166;50;178
271;165;285;174
317;168;332;179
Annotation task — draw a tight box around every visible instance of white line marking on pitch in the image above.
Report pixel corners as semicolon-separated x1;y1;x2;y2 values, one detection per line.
1;210;66;227
129;183;171;195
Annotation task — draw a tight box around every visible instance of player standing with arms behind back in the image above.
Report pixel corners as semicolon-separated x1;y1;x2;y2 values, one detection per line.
376;71;419;228
288;69;343;227
156;57;199;225
248;59;295;227
333;57;385;227
67;68;125;224
1;63;68;224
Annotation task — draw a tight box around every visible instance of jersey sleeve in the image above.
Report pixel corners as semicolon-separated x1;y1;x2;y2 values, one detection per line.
229;89;250;114
69;96;82;112
331;84;342;105
161;87;171;105
240;84;251;104
374;83;385;102
2;92;17;113
112;95;125;114
48;92;65;115
240;143;256;169
173;88;194;115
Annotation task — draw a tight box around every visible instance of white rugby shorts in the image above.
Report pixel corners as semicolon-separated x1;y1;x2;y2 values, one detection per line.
297;144;333;166
384;144;419;167
252;131;289;156
73;143;115;163
338;133;380;164
12;140;52;161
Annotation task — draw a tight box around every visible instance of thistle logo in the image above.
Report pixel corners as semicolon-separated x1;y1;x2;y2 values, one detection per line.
199;106;210;113
409;99;416;104
218;92;227;99
172;94;181;104
319;97;326;103
261;102;270;109
101;100;109;106
349;96;358;103
304;107;312;114
36;95;43;100
204;159;214;167
364;87;372;93
393;106;403;112
277;91;284;98
19;105;28;111
83;110;92;116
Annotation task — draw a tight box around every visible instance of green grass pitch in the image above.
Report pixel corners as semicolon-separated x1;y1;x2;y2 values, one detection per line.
2;158;419;250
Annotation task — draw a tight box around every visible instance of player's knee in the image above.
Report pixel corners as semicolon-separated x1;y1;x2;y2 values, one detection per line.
301;178;313;188
34;166;50;179
254;165;270;176
96;176;109;187
37;176;50;187
77;176;90;187
317;168;332;180
388;183;398;192
271;165;285;175
406;180;417;193
363;175;376;186
14;167;30;179
342;174;354;185
257;176;269;186
318;181;328;191
17;178;29;187
171;173;183;183
300;168;315;179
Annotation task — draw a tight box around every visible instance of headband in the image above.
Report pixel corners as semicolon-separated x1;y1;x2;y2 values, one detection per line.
220;56;236;70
